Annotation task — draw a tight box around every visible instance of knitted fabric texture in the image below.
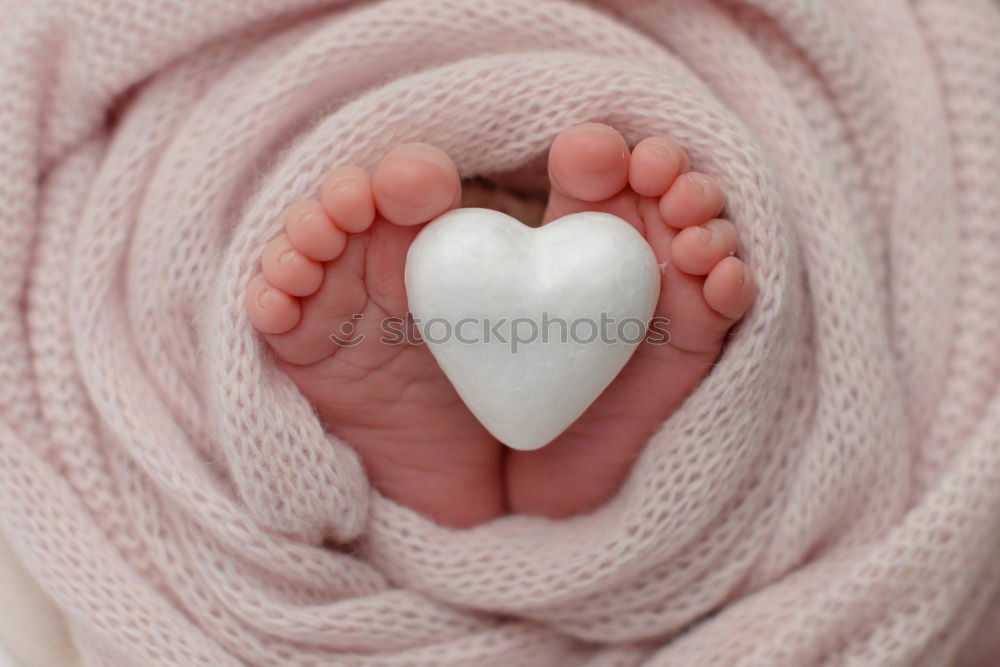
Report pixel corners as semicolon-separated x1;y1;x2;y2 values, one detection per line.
1;0;1000;665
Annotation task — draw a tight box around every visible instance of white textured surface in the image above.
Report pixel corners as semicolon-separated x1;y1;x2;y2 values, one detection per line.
0;535;77;667
405;208;659;449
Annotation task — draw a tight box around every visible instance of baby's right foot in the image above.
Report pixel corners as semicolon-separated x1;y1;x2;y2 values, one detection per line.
245;144;504;527
505;124;755;518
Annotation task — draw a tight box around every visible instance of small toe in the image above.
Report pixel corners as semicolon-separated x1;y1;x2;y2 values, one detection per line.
548;122;630;202
261;234;324;297
372;142;461;226
284;199;347;262
659;172;725;228
628;137;689;197
246;274;301;335
670;219;739;276
703;256;756;321
320;166;376;233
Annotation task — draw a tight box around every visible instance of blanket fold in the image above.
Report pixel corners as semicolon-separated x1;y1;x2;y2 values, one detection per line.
1;0;998;665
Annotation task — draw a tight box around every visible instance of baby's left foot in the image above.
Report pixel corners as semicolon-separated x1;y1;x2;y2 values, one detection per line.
507;123;756;517
245;145;504;528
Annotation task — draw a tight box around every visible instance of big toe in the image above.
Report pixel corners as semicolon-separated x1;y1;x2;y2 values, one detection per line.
372;142;461;226
547;122;630;202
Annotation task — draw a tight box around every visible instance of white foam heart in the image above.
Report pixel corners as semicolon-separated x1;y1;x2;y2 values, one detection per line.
404;208;659;450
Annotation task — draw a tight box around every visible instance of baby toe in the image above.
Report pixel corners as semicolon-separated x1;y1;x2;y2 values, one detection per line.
246;274;301;335
261;234;323;297
284;199;347;262
548;122;630;202
628;136;689;197
703;256;756;321
670;219;739;276
659;172;725;228
372;142;461;226
320;165;376;234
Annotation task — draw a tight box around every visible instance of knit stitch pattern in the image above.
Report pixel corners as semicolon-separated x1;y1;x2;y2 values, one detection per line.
0;0;999;665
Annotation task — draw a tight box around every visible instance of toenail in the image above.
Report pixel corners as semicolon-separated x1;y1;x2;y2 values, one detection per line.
279;249;296;265
649;141;677;158
257;287;279;310
694;225;713;242
409;155;447;172
577;123;617;135
689;173;712;193
333;179;356;194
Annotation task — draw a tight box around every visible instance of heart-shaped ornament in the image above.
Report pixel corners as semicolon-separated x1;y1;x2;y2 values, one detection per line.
404;208;659;450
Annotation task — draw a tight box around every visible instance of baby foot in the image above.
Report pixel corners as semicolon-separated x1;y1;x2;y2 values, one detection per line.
506;123;756;517
247;127;753;526
245;144;504;527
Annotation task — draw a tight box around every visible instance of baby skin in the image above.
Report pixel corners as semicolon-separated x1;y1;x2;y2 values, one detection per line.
246;123;755;527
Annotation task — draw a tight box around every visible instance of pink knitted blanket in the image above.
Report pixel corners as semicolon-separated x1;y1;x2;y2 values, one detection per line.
2;0;999;665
